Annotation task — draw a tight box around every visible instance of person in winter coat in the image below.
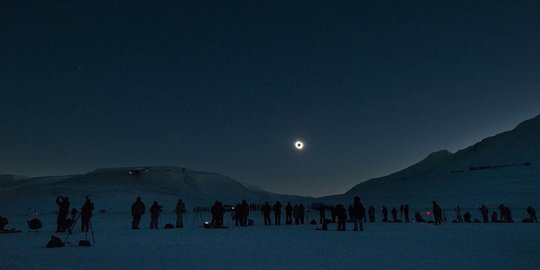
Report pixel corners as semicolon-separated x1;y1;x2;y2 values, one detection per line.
175;198;184;228
391;207;398;222
527;206;537;223
273;201;282;225
479;205;489;223
455;206;463;223
80;197;94;232
404;204;410;223
285;202;293;225
149;201;162;229
56;196;70;232
210;201;225;227
368;206;375;223
262;202;272;225
298;203;305;224
319;204;326;225
381;206;388;222
131;197;146;229
433;201;443;225
335;204;347;231
241;200;250;227
352;196;365;231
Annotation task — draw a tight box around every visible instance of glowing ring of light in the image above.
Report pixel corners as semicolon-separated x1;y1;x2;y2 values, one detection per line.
294;141;304;150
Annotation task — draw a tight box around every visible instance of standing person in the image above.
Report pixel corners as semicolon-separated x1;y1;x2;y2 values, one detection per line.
285;202;293;225
335;204;347;231
211;201;219;226
479;205;489;223
381;206;388;222
391;207;398;222
293;204;300;225
273;201;282;225
352;196;365;231
262;201;272;225
433;201;443;225
131;197;146;229
400;205;404;221
80;197;94;233
368;206;375;223
455;206;463;223
234;204;242;226
298;203;305;224
404;204;410;223
241;200;250;227
527;206;537;223
55;196;70;232
319;203;326;225
149;201;162;229
175;198;184;228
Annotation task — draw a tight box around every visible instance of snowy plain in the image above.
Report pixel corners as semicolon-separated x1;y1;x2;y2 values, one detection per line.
2;212;539;270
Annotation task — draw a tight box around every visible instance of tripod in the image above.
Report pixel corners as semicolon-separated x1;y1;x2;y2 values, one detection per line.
64;212;95;245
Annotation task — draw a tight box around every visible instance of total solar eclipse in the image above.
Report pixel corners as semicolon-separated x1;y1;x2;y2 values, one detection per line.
294;141;304;150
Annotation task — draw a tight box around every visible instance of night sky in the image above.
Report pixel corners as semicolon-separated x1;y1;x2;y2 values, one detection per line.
1;1;539;197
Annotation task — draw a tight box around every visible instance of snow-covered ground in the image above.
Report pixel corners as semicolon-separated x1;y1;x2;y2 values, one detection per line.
2;212;539;270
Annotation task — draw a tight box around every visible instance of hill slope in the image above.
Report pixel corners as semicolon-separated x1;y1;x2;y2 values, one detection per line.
329;114;540;209
0;166;311;216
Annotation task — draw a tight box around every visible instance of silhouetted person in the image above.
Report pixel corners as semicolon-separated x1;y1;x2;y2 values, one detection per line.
273;201;282;225
234;204;241;226
491;211;498;223
285;202;293;225
319;204;326;224
391;207;398;222
404;204;410;222
56;196;70;232
80;197;94;232
433;201;443;225
149;201;162;229
241;200;249;226
368;206;375;223
294;204;300;225
175;198;184;228
131;197;146;229
455;206;463;223
352;196;365;231
211;201;225;227
527;206;537;223
498;204;513;223
335;204;347;231
262;201;272;225
298;203;305;224
479;205;489;223
0;216;7;231
463;211;472;223
381;206;388;222
400;205;404;220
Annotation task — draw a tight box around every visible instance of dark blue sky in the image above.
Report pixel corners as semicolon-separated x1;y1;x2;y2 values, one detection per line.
1;0;539;196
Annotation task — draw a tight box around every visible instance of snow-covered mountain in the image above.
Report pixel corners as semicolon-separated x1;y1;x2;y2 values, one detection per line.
327;114;540;209
0;166;311;216
0;174;30;182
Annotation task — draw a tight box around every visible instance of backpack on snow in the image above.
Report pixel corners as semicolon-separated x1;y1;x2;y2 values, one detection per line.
46;236;65;248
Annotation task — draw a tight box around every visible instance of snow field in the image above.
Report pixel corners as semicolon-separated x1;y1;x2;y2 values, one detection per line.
1;213;539;270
